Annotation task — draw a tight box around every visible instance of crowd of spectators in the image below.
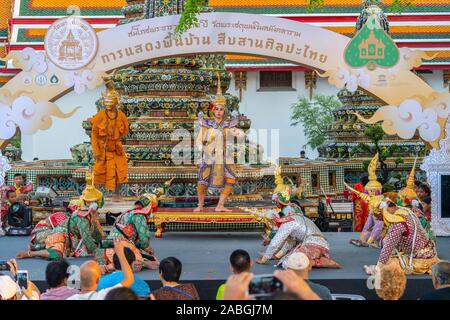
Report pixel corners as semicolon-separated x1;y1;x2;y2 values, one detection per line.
1;241;449;300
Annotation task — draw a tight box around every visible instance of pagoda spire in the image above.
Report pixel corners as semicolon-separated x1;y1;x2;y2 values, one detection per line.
356;0;390;34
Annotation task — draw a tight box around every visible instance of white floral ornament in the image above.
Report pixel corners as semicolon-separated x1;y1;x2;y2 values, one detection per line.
18;47;48;74
64;70;102;94
355;99;441;142
0;96;81;140
333;68;370;93
0;150;11;187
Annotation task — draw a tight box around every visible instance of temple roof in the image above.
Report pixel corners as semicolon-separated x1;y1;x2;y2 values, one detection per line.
2;0;450;71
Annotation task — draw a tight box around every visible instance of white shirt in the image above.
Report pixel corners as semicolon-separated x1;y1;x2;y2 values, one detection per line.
66;284;122;300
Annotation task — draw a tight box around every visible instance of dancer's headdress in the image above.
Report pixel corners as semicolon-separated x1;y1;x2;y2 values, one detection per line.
213;72;226;106
80;171;104;207
398;156;418;204
273;165;292;205
102;77;120;105
365;153;382;195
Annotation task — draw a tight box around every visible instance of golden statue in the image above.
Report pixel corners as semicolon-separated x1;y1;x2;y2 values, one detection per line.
90;79;129;200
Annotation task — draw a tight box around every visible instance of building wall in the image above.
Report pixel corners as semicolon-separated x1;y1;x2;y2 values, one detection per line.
228;71;339;161
20;70;448;161
21;86;104;161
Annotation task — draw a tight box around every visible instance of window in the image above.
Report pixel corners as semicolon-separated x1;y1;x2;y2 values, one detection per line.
328;171;336;187
311;172;320;189
258;71;294;91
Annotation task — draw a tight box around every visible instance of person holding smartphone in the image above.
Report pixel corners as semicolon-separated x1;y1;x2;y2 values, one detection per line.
0;259;40;300
221;270;320;300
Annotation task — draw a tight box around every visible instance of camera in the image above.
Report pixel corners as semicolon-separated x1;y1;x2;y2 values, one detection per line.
0;261;10;271
248;274;284;299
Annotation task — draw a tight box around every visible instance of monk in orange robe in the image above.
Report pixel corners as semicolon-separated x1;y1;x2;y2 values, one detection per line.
91;81;129;198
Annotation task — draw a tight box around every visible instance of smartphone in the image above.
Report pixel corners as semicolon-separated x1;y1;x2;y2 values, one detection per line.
16;270;28;290
100;239;115;249
248;274;283;299
0;261;10;271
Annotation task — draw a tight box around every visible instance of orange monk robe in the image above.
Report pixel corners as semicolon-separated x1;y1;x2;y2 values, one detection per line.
90;109;129;191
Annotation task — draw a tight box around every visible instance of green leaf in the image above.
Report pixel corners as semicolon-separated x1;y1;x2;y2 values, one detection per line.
175;0;208;38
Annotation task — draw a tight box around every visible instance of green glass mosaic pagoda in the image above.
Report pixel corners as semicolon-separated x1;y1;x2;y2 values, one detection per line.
319;0;426;161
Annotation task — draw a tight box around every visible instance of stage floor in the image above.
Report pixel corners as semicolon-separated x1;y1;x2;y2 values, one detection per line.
1;232;449;299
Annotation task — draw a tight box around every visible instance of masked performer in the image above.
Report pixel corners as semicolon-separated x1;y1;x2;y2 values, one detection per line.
350;153;384;248
91;80;129;201
16;172;104;260
397;164;435;242
256;166;340;268
28;209;72;252
352;175;369;232
194;74;243;212
347;184;439;275
95;193;159;274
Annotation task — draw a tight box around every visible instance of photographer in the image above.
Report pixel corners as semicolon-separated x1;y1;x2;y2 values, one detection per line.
67;239;135;300
222;270;320;300
0;259;40;300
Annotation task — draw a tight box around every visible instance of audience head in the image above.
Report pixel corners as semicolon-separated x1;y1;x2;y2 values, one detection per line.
6;190;17;203
413;180;422;193
375;261;407;300
104;287;139;300
13;173;24;186
0;275;18;300
113;247;136;271
159;257;182;283
80;260;102;291
46;260;70;289
431;261;450;289
385;199;398;214
422;196;431;212
418;184;431;200
229;249;252;274
285;252;311;277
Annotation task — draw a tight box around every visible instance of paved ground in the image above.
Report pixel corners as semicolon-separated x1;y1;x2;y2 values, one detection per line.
1;232;449;282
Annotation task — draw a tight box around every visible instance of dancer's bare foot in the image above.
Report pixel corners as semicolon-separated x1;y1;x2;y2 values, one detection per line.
256;257;268;264
350;239;368;247
194;206;204;212
16;251;31;259
144;260;160;270
215;205;232;212
317;257;341;269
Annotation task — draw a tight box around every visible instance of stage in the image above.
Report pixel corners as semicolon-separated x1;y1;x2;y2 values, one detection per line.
1;232;449;300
